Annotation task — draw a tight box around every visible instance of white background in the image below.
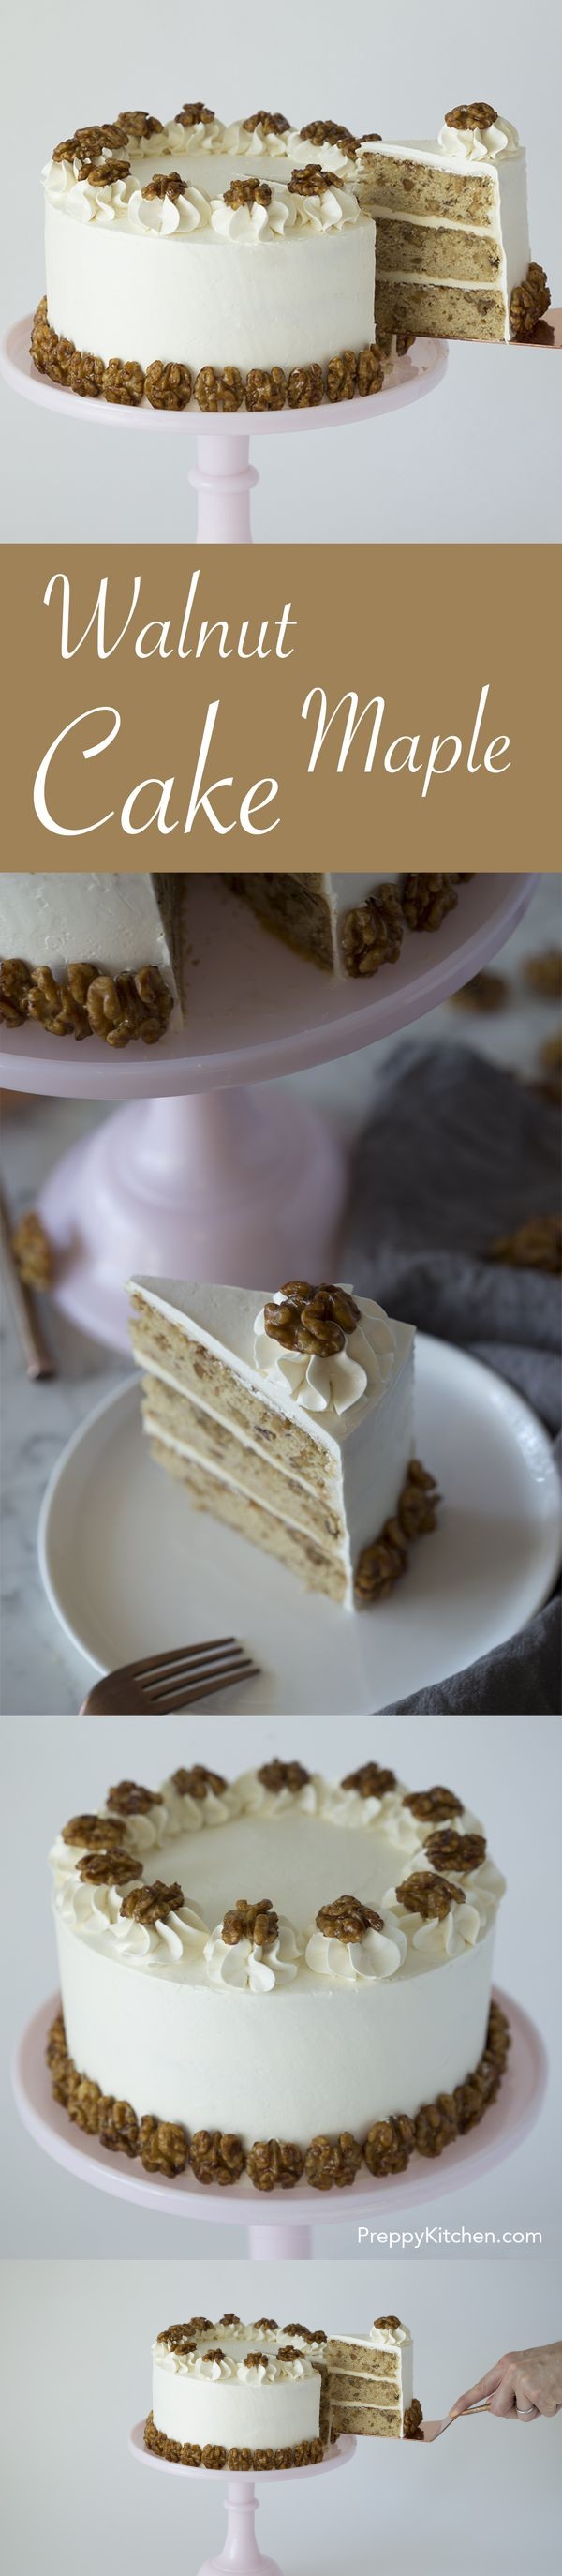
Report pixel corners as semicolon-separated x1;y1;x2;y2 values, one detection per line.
1;2255;560;2574
1;1710;560;2258
1;0;561;540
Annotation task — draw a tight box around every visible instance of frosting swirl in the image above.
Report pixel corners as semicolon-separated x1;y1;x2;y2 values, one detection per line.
438;114;520;163
304;1916;407;1983
254;1293;397;1418
204;1915;303;1991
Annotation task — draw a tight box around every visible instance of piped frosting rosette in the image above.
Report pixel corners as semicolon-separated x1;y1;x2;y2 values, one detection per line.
254;1290;398;1417
438;112;520;163
304;1911;407;1984
204;1915;303;1993
54;1870;210;1964
383;1872;486;1963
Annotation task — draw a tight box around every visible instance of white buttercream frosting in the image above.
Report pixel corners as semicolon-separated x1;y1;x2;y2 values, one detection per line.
304;1917;407;1983
288;183;360;231
128;185;211;235
54;1872;210;1963
438;114;521;164
204;1916;303;1992
253;1292;398;1419
210;187;296;241
384;1879;486;1961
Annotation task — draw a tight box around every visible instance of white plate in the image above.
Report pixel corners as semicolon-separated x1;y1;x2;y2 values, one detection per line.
37;1335;560;1715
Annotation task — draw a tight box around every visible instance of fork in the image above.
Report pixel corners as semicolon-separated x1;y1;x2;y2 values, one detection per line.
79;1636;260;1715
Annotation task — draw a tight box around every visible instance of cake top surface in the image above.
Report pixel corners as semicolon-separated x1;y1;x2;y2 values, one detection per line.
51;1756;505;1993
42;110;373;240
128;1277;414;1450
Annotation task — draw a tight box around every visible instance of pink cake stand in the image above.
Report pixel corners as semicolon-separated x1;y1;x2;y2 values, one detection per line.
0;873;534;1349
128;2421;356;2576
13;1988;547;2260
1;316;447;542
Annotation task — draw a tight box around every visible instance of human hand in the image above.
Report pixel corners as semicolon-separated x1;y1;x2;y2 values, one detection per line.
448;2342;562;2423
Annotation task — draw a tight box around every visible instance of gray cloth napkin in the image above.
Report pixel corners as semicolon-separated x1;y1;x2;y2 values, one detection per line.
341;1041;561;1715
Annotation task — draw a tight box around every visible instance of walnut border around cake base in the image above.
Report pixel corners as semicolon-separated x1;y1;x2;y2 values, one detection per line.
45;1997;510;2193
144;2412;327;2470
30;297;394;412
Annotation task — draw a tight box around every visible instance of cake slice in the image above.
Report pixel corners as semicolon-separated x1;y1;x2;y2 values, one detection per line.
325;2319;422;2439
0;871;185;1043
128;1275;438;1609
357;106;549;344
223;870;472;975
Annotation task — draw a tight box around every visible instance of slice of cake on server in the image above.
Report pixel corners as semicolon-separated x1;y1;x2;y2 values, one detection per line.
357;103;550;345
128;1276;438;1608
325;2317;422;2441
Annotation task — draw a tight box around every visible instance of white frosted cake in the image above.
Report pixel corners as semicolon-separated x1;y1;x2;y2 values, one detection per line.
47;1755;508;2192
358;105;549;344
145;2310;422;2464
35;104;383;412
0;872;476;1041
127;1276;439;1608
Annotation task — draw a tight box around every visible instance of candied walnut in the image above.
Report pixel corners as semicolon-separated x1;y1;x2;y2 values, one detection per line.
101;358;144;406
243;2353;267;2371
245;368;287;412
201;2347;225;2364
424;1829;486;1875
304;2133;362;2191
356;343;384;396
398;1460;439;1540
316;1895;384;1942
362;2115;416;2177
139;2116;188;2175
264;1281;360;1355
170;1763;229;1799
74;122;126;152
202;2446;228;2471
80;158;131;185
221;1898;279;1949
68;350;105;398
97;2097;139;2156
182;2444;202;2467
510;262;550;341
278;2344;304;2363
174;102;215;127
524;948;562;998
0;957;33;1025
116;111;164;139
488;1215;561;1275
246;2140;304;2192
450;967;508;1011
228;2449;254;2471
11;1211;52;1289
185;2318;214;2334
145;361;192;412
120;1880;185;1925
61;1812;126;1850
299;121;358;151
107;1779;163;1816
243;111;290;135
355;1524;407;1603
253;2317;278;2331
283;2324;326;2344
141;170;186;201
326;349;357;401
405;1785;464;1822
445;102;497;131
287;363;324;408
45;2011;68;2070
78;1846;137;1886
253;2451;275;2471
257;1760;311;1793
289;161;346;197
190;2130;245;2185
274;2449;294;2470
415;2093;459;2158
66;2074;102;2134
340;1761;396;1798
83;964;173;1044
396;329;416;354
31;304;75;385
309;2438;324;2464
26;963;92;1040
158;2330;197;2356
219;2314;242;2328
194;366;244;413
224;175;273;210
341;886;404;977
401;871;466;933
396;1870;465;1920
374;2315;402;2329
404;2399;424;2439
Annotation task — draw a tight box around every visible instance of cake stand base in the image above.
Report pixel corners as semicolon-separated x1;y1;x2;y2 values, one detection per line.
36;1085;348;1350
128;2424;356;2576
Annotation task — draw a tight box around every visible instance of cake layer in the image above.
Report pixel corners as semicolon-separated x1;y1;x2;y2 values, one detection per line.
330;2372;400;2404
376;277;510;343
146;1432;348;1601
141;1374;347;1549
130;1297;340;1502
331;2402;402;2437
359;149;498;230
376;217;503;284
326;2342;400;2386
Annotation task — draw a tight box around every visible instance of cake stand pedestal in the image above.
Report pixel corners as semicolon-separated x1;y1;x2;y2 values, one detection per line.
1;318;447;542
13;1990;548;2262
128;2422;356;2576
0;874;534;1351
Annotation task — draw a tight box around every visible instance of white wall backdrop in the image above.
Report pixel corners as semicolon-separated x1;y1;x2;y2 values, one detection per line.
1;2256;560;2575
1;0;560;540
1;1712;560;2257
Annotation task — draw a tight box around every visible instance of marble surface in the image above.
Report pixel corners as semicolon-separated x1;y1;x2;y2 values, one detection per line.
1;875;559;1716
